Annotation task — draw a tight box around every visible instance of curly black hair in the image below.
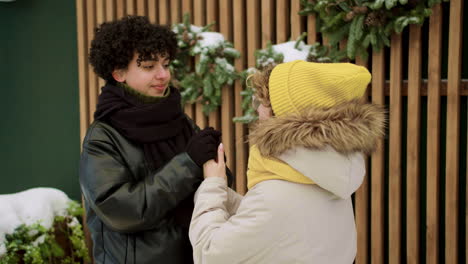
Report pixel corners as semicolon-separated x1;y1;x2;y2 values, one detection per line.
89;15;177;83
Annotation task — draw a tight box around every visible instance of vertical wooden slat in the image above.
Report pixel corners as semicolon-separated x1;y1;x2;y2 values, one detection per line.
136;0;146;16
234;0;247;194
86;0;98;124
244;0;260;193
77;1;92;262
171;0;181;24
206;0;218;30
247;0;260;78
371;50;385;264
389;33;403;264
96;0;106;91
147;0;157;23
426;5;442;264
126;0;135;15
206;0;220;130
182;0;193;21
96;1;105;30
184;104;195;120
106;0;116;21
290;0;303;40
261;0;274;47
194;0;207;129
116;0;125;18
182;0;194;119
276;0;289;43
158;0;169;25
77;0;89;144
322;36;329;46
406;24;422;264
219;0;234;171
307;14;317;44
355;56;369;264
445;0;463;263
339;39;349;62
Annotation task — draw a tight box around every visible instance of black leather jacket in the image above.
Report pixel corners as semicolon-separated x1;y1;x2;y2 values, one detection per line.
79;118;212;264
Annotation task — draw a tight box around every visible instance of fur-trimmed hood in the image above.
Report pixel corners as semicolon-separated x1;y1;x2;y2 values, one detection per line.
249;100;386;157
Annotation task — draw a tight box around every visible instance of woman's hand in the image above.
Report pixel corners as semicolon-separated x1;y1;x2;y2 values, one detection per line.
203;143;226;180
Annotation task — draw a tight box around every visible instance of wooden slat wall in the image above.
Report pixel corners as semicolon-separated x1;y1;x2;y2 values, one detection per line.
207;0;220;131
407;24;422;264
76;1;467;263
219;0;234;172
426;4;442;264
445;0;463;263
233;0;247;194
355;56;369;264
389;32;403;264
371;50;386;264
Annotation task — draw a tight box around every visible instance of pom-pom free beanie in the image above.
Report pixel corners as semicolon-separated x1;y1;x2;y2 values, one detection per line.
269;60;371;116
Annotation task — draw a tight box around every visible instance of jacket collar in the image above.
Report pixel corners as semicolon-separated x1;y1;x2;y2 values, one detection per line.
249;100;386;157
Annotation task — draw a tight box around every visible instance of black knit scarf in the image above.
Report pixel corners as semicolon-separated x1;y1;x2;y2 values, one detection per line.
94;83;194;171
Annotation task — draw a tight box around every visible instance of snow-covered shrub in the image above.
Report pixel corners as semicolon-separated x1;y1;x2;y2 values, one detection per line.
171;13;241;114
0;188;89;264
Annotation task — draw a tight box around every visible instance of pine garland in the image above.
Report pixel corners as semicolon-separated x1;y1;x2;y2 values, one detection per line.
171;14;241;114
299;0;449;60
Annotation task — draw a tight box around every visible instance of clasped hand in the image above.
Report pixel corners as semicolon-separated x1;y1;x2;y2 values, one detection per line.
203;143;227;180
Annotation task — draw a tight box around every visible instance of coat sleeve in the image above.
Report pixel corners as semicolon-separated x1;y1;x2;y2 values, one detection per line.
79;138;202;233
189;178;272;264
226;187;243;216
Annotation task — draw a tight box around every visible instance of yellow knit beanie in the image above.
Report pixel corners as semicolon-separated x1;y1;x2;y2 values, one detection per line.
269;60;371;116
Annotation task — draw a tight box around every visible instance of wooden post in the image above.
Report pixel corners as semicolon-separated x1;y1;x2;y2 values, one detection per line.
233;0;248;194
371;50;385;264
445;0;463;262
276;0;289;43
355;56;369;264
406;24;422;264
389;32;403;264
426;4;442;264
219;0;234;172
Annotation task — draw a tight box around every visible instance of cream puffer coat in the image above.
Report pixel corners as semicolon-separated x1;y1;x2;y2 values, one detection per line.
189;100;385;264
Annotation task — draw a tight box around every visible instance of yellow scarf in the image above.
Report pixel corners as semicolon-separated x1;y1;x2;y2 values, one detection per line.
247;145;315;189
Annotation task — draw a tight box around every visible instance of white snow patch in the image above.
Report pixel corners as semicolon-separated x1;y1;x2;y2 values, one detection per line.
190;25;203;33
32;234;46;247
0;188;71;255
272;41;312;62
0;243;5;256
246;67;258;75
215;57;234;73
68;217;80;228
257;57;276;68
198;32;225;48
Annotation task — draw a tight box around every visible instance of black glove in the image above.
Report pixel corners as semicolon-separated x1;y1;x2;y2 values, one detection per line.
186;127;221;167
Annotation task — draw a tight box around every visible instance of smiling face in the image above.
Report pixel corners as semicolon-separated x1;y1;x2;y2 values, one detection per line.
112;52;171;97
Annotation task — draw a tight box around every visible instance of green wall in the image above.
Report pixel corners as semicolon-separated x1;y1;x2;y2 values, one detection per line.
0;0;80;200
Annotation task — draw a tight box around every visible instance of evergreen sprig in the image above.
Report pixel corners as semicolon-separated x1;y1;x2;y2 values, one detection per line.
299;0;449;60
1;201;89;264
171;13;240;114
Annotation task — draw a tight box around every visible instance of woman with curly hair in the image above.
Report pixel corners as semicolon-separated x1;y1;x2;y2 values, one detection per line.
190;60;386;263
79;16;229;264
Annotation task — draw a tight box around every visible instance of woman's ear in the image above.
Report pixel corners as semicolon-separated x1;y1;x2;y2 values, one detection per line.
112;69;126;83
